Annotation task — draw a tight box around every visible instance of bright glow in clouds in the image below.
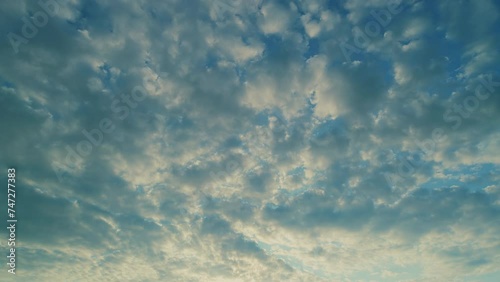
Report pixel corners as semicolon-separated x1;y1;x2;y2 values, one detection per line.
1;0;499;281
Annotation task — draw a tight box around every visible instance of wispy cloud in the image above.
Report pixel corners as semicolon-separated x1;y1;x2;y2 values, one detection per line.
1;0;499;281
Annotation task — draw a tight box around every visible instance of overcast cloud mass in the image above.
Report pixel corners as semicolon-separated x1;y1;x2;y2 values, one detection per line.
1;0;500;281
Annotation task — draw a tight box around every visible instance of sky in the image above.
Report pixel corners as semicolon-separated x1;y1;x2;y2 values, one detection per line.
0;0;500;281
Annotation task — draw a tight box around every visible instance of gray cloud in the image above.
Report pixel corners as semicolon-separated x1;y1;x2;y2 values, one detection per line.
1;0;500;281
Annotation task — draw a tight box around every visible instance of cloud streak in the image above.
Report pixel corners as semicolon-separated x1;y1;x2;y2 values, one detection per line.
1;0;499;281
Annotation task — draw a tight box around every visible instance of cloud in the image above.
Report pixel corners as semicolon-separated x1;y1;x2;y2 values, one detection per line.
1;0;500;281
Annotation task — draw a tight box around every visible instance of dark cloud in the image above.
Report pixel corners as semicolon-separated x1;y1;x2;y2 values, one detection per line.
1;0;499;281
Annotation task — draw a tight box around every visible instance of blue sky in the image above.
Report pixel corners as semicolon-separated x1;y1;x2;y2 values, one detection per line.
1;0;500;281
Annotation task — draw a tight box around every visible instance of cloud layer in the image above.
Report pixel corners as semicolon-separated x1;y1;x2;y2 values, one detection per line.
1;0;499;281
